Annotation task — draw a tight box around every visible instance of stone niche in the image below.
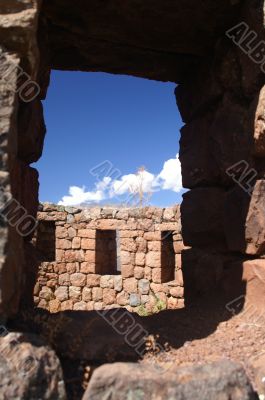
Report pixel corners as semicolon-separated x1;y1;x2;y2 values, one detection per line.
33;204;185;313
1;0;265;320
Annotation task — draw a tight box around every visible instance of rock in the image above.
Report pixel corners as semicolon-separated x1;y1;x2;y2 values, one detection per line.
42;1;238;82
73;301;87;310
167;297;179;309
68;227;77;238
138;279;150;295
17;100;46;164
121;264;134;278
92;287;103;302
134;266;144;279
146;251;160;268
245;180;265;255
181;187;226;248
103;289;116;305
179;113;218;188
49;299;61;313
70;273;86;287
64;206;80;214
81;239;96;250
170;287;184;298
152;268;162;284
135;252;145;266
129;293;140;307
57;239;71;249
66;214;75;224
123;278;138;293
120;251;133;265
55;286;68;302
86;274;101;288
58;273;70;286
10;160;39;236
176;62;222;123
210;95;252;184
113;276;123;292
82;287;92;302
141;295;149;304
39;287;53;301
82;360;258;400
69;286;81;301
116;291;129;306
78;229;96;238
100;275;114;289
224;185;251;253
120;238;137;252
182;248;225;302
249;353;265;396
225;180;265;255
72;237;81;249
147;241;161;252
252;85;265;156
222;259;265;314
0;332;66;399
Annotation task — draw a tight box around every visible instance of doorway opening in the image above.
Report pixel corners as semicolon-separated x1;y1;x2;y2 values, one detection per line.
161;231;175;283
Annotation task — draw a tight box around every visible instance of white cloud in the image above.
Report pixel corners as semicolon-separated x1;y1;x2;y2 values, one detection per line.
58;154;183;206
58;186;106;206
110;170;157;197
156;154;183;192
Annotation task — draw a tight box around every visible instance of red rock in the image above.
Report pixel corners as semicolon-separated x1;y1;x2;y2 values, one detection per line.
58;273;70;286
121;264;134;278
78;229;96;238
70;273;86;287
87;274;101;288
181;187;226;248
73;301;87;310
81;238;96;250
134;267;144;279
72;237;81;249
123;278;137;293
146;252;160;268
92;287;103;302
152;268;161;284
56;239;71;250
170;287;184;298
135;252;145;266
80;262;96;274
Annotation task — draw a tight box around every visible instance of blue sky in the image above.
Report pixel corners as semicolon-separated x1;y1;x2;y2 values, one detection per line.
34;71;184;207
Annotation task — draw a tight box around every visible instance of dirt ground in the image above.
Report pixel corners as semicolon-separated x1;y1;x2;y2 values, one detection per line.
141;298;265;396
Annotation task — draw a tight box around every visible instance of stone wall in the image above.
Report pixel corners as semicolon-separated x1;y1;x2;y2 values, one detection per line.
33;204;185;312
176;1;265;304
0;0;45;318
0;0;264;319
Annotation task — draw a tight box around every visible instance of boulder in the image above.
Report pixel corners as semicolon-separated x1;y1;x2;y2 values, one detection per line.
17;100;46;164
179;113;219;188
181;187;226;249
0;332;66;399
82;360;258;400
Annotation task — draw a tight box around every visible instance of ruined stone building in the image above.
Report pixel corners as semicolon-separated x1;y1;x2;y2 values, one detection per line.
1;1;265;399
34;204;184;312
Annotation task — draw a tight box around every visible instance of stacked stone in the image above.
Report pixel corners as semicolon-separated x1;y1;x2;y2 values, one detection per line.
34;204;185;313
176;2;265;304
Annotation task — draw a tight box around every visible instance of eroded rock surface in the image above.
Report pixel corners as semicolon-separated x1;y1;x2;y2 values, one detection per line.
0;332;66;399
83;360;258;400
41;0;240;81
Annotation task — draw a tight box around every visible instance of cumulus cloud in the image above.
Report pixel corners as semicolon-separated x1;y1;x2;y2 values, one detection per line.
58;154;183;206
156;155;183;192
58;177;113;206
110;170;157;197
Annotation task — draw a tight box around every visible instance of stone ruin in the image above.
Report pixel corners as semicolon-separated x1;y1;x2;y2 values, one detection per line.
1;0;265;399
34;204;184;312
